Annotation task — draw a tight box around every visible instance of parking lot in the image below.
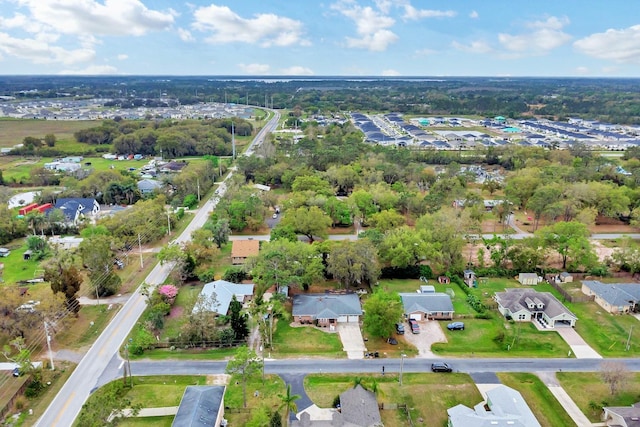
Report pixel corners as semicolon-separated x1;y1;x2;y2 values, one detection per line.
402;320;448;358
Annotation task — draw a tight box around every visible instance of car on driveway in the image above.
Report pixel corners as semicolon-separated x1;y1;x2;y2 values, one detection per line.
408;319;420;334
447;321;465;331
395;323;405;335
431;362;452;373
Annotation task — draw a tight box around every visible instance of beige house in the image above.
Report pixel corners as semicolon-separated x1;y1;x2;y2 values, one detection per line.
495;289;577;328
231;239;260;264
582;280;640;314
518;273;539;286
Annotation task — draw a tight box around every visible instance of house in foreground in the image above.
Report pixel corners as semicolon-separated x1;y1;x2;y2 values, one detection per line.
292;293;362;328
293;384;381;427
495;288;577;328
581;280;640;314
602;402;640;427
172;385;226;427
448;385;540;427
193;280;254;316
399;291;454;321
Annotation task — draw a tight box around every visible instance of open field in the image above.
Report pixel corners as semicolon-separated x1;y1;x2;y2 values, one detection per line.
272;320;344;358
305;372;482;427
0;119;98;148
56;305;119;350
497;372;575;427
558;371;640;422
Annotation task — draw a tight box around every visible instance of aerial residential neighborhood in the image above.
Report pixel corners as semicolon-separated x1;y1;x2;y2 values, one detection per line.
3;71;640;427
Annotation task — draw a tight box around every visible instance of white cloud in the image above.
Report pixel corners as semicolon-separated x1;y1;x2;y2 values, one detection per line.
374;0;393;14
16;0;175;37
280;66;314;75
575;66;589;75
238;63;271;74
59;64;119;74
117;54;128;60
331;1;398;51
192;5;309;47
498;16;571;55
451;39;493;54
574;25;640;63
177;28;194;42
469;10;479;19
402;5;456;20
0;32;94;64
381;69;400;76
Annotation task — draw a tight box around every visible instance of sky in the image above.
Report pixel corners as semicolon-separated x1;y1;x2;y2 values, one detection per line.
0;0;640;77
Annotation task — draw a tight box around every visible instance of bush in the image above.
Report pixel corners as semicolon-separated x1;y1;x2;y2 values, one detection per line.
466;294;486;313
197;266;216;283
183;194;198;209
380;265;421;279
332;395;341;408
175;208;185;220
419;265;434;280
223;267;247;283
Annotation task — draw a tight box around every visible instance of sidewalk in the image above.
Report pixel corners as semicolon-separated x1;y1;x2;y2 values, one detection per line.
536;371;594;427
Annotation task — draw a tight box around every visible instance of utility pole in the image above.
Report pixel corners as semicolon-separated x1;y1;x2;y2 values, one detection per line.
44;321;55;370
626;325;633;351
167;210;171;235
197;178;201;201
138;233;144;269
232;121;236;159
95;284;100;306
399;353;406;386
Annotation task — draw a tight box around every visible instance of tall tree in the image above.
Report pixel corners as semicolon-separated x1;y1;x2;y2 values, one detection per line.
536;221;596;270
204;218;231;248
280;206;331;243
229;295;249;341
225;346;263;408
327;239;380;288
362;290;403;339
601;361;629;395
79;235;122;297
44;254;83;313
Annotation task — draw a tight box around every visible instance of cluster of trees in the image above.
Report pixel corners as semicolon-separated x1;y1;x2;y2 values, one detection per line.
74;118;252;157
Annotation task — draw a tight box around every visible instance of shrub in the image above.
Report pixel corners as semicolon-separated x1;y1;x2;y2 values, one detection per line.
332;395;341;408
419;265;434;279
183;194;198;209
466;294;486;313
197;266;216;283
223;267;247;283
175;208;185;220
158;284;179;304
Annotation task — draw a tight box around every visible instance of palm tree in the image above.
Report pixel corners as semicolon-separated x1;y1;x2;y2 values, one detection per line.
278;384;300;427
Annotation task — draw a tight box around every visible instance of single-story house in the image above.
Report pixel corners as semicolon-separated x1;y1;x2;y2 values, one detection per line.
172;385;226;427
137;179;163;195
602;402;640;427
193;280;254;316
581;280;640;314
495;289;577;328
448;385;540;427
231;240;260;265
399;292;454;321
53;198;100;225
294;384;381;427
292;293;362;327
518;272;540;286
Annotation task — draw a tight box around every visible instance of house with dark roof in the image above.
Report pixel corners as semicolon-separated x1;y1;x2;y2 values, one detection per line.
495;289;577;328
292;293;362;327
581;280;640;314
137;178;163;195
53;198;100;225
172;385;225;427
448;385;540;427
293;385;382;427
231;240;260;264
399;292;454;321
160;161;188;173
602;402;640;427
193;280;254;316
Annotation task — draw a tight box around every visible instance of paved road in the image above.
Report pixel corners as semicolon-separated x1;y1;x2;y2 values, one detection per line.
36;110;281;427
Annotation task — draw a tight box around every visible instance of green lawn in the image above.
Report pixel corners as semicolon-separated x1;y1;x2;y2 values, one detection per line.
271;320;343;357
224;374;285;426
558;371;640;422
498;373;575;427
0;119;98;148
119;416;174;427
0;239;43;284
56;305;118;349
305;373;482;427
127;376;208;407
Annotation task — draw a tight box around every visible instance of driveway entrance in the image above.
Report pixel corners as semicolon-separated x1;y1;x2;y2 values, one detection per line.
337;323;366;359
402;320;447;358
555;327;602;358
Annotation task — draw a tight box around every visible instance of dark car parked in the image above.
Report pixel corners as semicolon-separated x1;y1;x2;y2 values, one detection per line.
408;319;420;334
431;362;452;373
395;323;405;335
447;321;465;331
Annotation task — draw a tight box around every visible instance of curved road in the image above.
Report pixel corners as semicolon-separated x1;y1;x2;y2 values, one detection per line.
36;108;281;427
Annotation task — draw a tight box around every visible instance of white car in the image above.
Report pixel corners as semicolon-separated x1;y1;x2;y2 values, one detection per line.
272;213;278;219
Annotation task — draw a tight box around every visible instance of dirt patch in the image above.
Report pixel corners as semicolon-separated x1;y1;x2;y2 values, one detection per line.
402;320;448;358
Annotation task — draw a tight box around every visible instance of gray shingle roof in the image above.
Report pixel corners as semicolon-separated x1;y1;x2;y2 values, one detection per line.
399;293;454;314
292;294;362;319
339;385;381;426
194;280;254;316
582;280;640;308
495;289;576;320
172;385;225;427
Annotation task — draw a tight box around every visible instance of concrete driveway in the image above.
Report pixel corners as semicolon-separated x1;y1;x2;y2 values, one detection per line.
402;320;448;358
555;327;602;359
337;323;366;359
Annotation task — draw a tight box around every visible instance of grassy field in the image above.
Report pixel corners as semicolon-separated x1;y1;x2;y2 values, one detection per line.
497;373;576;427
304;372;482;427
558;371;640;422
127;375;208;407
0;119;98;148
0;238;44;284
56;305;118;350
119;416;173;427
224;374;285;426
271;320;344;358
